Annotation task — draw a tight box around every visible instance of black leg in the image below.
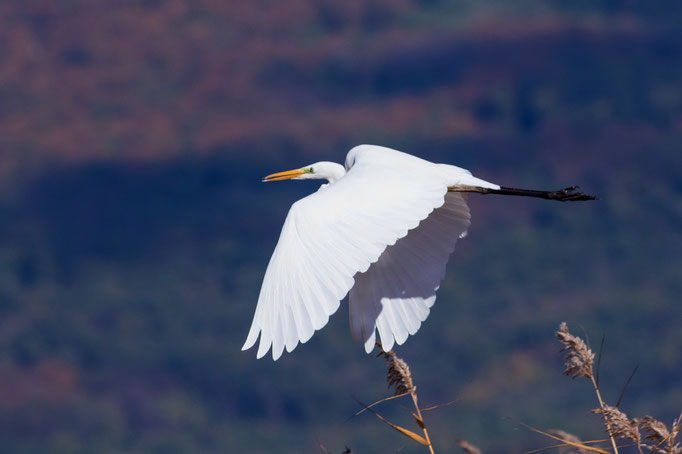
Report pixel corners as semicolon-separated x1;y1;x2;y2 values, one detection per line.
488;186;596;201
450;185;596;201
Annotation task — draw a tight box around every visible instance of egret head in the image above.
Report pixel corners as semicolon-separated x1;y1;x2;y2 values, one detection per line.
263;161;345;184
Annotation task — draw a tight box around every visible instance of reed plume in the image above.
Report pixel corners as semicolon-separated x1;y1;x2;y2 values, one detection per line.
358;343;435;453
593;405;642;449
555;323;681;454
556;322;595;379
639;413;682;454
556;322;621;453
377;348;415;396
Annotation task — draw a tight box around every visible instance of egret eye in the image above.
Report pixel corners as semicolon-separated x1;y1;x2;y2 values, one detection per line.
308;167;314;173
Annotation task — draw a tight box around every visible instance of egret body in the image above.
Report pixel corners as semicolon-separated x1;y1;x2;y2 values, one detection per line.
243;145;594;360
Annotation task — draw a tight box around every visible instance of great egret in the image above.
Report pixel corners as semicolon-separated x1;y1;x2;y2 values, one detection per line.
243;145;594;360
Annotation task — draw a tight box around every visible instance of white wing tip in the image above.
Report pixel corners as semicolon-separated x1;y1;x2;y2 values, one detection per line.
242;327;260;351
243;335;282;361
241;321;316;360
363;331;377;353
380;335;395;352
271;346;284;361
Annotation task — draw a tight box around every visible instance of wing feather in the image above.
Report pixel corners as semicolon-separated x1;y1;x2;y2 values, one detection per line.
378;264;408;344
348;192;471;351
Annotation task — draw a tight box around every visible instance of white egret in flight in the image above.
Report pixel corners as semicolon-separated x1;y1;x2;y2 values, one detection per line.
243;145;594;360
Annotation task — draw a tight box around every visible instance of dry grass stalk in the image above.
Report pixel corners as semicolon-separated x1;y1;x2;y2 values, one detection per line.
371;410;429;445
640;416;671;445
555;324;682;454
593;405;642;452
377;348;415;396
520;420;610;454
457;439;482;454
546;429;591;453
369;343;435;454
639;413;682;454
556;322;595;379
556;323;620;454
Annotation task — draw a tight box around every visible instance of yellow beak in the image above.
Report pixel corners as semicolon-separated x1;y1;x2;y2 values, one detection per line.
262;168;306;182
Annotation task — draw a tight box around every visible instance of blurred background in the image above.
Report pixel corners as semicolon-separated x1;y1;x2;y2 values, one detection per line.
1;1;681;453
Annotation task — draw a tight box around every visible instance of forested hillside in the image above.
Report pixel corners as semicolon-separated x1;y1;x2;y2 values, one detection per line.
1;1;681;452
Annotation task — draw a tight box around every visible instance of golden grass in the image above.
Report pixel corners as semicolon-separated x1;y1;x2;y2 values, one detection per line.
556;322;681;454
333;323;681;454
370;344;435;453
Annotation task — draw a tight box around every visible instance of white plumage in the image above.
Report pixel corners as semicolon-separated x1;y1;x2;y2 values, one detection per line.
242;144;499;360
349;191;471;354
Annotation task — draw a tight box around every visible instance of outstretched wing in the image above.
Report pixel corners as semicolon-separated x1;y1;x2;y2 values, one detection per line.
243;146;455;359
349;192;470;353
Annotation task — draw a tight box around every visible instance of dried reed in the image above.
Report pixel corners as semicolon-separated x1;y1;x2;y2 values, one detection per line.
556;322;620;453
556;322;595;379
546;429;591;454
639;413;682;454
359;343;435;453
593;405;642;451
348;323;680;454
555;323;681;454
457;439;482;454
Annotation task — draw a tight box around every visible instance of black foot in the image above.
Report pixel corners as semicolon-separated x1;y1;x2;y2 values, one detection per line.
547;186;597;201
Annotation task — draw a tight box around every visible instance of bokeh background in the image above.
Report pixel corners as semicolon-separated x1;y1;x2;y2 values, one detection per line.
1;1;681;453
